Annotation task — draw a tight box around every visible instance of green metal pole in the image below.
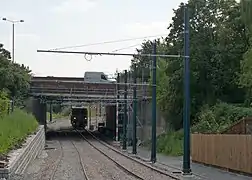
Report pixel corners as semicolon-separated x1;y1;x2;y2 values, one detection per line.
151;40;157;163
183;5;192;174
132;63;137;154
116;72;120;141
123;70;128;150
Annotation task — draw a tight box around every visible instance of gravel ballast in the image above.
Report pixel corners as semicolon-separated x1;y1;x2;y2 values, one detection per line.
88;139;175;180
73;140;139;180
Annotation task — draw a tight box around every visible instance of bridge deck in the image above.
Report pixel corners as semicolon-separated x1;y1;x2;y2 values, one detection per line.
30;76;151;102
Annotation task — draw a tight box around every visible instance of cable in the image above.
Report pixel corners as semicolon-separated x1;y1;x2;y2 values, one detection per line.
111;43;141;52
48;33;166;51
84;43;141;62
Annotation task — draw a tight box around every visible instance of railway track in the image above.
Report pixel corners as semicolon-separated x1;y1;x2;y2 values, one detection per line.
68;137;89;180
91;131;209;180
49;137;63;180
74;129;145;180
49;132;89;180
75;129;180;180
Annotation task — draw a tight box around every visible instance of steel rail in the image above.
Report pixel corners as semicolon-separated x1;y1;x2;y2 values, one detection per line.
74;129;145;180
67;133;90;180
49;134;64;180
85;130;180;180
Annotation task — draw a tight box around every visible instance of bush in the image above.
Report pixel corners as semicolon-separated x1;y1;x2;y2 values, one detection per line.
155;102;252;157
0;91;9;117
156;130;183;156
0;109;38;155
193;102;252;133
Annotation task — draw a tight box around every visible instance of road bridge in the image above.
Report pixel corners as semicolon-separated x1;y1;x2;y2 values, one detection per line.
30;76;149;101
29;75;151;142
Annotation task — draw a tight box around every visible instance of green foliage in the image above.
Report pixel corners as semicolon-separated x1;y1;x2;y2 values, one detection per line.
0;109;38;155
46;107;71;121
0;91;9;117
193;102;252;133
138;1;252;156
241;0;252;32
239;0;252;104
130;0;248;130
238;48;252;104
0;44;34;155
155;102;252;156
0;44;31;105
156;130;183;156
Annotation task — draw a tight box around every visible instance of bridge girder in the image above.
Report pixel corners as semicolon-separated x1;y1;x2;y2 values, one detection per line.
30;76;150;104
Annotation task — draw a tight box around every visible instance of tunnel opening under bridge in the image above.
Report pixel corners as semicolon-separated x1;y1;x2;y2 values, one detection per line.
29;97;116;135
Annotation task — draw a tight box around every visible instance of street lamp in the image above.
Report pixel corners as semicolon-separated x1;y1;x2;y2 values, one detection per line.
2;17;24;63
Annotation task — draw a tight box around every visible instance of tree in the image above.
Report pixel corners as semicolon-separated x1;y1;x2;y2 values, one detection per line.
129;0;248;130
0;44;32;105
0;43;11;59
239;0;252;105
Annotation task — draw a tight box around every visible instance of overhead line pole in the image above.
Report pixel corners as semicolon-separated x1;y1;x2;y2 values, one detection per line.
123;70;128;150
183;5;192;175
116;72;120;141
151;40;157;163
132;63;137;155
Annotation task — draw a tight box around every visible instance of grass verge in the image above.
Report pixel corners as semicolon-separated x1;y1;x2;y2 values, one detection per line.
0;109;38;156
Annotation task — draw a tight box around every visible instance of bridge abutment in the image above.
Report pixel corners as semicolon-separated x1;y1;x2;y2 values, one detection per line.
31;98;47;125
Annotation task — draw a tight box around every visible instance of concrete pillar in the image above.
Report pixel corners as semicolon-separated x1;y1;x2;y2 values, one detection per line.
31;98;47;125
49;102;52;122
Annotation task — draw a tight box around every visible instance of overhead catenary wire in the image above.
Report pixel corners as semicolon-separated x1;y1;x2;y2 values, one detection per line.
48;34;167;51
111;43;141;52
84;43;142;61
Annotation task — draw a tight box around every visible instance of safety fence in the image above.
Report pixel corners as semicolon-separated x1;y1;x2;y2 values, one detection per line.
191;134;252;174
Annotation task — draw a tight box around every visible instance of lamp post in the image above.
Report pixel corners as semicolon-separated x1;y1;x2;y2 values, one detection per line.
2;18;24;63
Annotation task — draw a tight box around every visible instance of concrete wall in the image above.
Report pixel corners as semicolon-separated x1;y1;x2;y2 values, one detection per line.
0;126;45;179
31;99;47;125
105;105;116;136
128;100;167;142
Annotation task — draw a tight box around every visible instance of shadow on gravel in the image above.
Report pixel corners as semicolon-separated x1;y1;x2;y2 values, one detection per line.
46;129;99;141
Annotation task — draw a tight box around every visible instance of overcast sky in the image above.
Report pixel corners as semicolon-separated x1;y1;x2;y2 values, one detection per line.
0;0;185;77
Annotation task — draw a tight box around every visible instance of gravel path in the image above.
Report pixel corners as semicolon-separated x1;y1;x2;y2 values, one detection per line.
73;139;139;180
88;138;175;180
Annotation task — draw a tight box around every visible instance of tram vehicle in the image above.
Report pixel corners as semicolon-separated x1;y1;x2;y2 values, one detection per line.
70;106;88;129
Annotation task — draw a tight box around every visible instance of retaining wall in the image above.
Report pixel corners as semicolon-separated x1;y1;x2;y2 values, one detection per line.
0;125;45;179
